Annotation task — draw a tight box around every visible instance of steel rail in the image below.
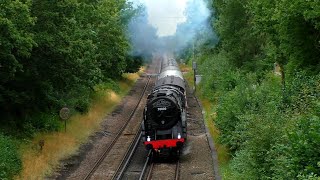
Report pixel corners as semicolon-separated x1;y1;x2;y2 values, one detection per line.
144;159;180;180
114;57;162;180
137;150;152;180
83;76;151;180
112;130;142;180
175;160;180;180
145;161;154;180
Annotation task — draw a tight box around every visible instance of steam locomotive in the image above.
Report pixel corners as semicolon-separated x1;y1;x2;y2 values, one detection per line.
142;56;187;156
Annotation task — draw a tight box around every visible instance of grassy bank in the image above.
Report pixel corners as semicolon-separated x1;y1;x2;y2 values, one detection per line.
200;100;231;177
14;72;141;179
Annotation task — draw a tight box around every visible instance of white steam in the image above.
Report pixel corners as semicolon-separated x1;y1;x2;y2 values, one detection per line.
144;0;187;37
128;0;217;58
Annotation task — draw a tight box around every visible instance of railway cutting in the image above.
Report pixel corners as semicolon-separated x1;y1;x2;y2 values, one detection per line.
53;55;217;180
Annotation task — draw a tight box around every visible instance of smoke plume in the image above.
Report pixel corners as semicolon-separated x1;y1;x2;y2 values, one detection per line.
128;0;218;58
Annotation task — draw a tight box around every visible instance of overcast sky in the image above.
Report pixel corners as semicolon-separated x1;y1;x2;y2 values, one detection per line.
133;0;188;37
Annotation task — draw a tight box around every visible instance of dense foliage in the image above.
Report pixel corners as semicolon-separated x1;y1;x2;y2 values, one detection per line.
183;0;320;179
0;0;141;131
0;135;21;179
0;0;141;178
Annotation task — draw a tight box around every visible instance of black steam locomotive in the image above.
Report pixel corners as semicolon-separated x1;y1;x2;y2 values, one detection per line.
142;56;187;156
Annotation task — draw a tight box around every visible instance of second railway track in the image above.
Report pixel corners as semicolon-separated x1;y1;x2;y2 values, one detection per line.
84;76;151;179
83;59;160;180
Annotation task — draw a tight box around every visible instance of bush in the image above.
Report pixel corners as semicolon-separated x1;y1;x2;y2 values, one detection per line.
74;98;90;113
125;55;143;73
284;72;320;113
289;115;320;176
57;85;93;114
215;71;320;179
266;114;320;179
94;78;120;93
24;113;60;134
0;135;22;180
199;51;239;99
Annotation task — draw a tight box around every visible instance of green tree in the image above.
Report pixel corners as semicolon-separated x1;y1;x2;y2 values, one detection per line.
0;0;139;131
190;0;320;178
0;0;35;117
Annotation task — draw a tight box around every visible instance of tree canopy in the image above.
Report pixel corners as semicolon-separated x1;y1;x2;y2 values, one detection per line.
0;0;141;129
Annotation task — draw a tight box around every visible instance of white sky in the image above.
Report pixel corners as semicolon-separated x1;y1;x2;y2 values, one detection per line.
140;0;188;37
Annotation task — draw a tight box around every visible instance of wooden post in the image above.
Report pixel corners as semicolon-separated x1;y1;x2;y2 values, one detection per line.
39;139;44;152
193;62;197;93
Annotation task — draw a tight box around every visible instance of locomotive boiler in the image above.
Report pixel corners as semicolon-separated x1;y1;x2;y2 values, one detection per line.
142;56;187;156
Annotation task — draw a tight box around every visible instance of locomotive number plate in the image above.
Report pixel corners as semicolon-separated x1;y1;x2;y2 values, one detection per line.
157;107;167;111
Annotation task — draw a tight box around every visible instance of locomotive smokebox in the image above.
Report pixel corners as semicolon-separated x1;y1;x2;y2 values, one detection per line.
146;96;180;130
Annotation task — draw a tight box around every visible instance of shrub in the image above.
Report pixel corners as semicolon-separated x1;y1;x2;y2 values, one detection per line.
74;98;90;113
284;72;320;113
199;51;240;98
267;114;320;179
287;115;320;178
94;78;120;93
0;135;22;180
24;113;60;133
220;72;320;179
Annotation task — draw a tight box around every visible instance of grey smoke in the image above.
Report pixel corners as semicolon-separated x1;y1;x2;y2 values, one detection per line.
128;0;218;58
127;6;163;58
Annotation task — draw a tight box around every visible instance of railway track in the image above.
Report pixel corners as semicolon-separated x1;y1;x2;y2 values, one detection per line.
83;76;151;179
139;155;180;180
111;131;142;180
111;60;162;180
83;59;160;180
116;149;180;180
114;56;182;180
